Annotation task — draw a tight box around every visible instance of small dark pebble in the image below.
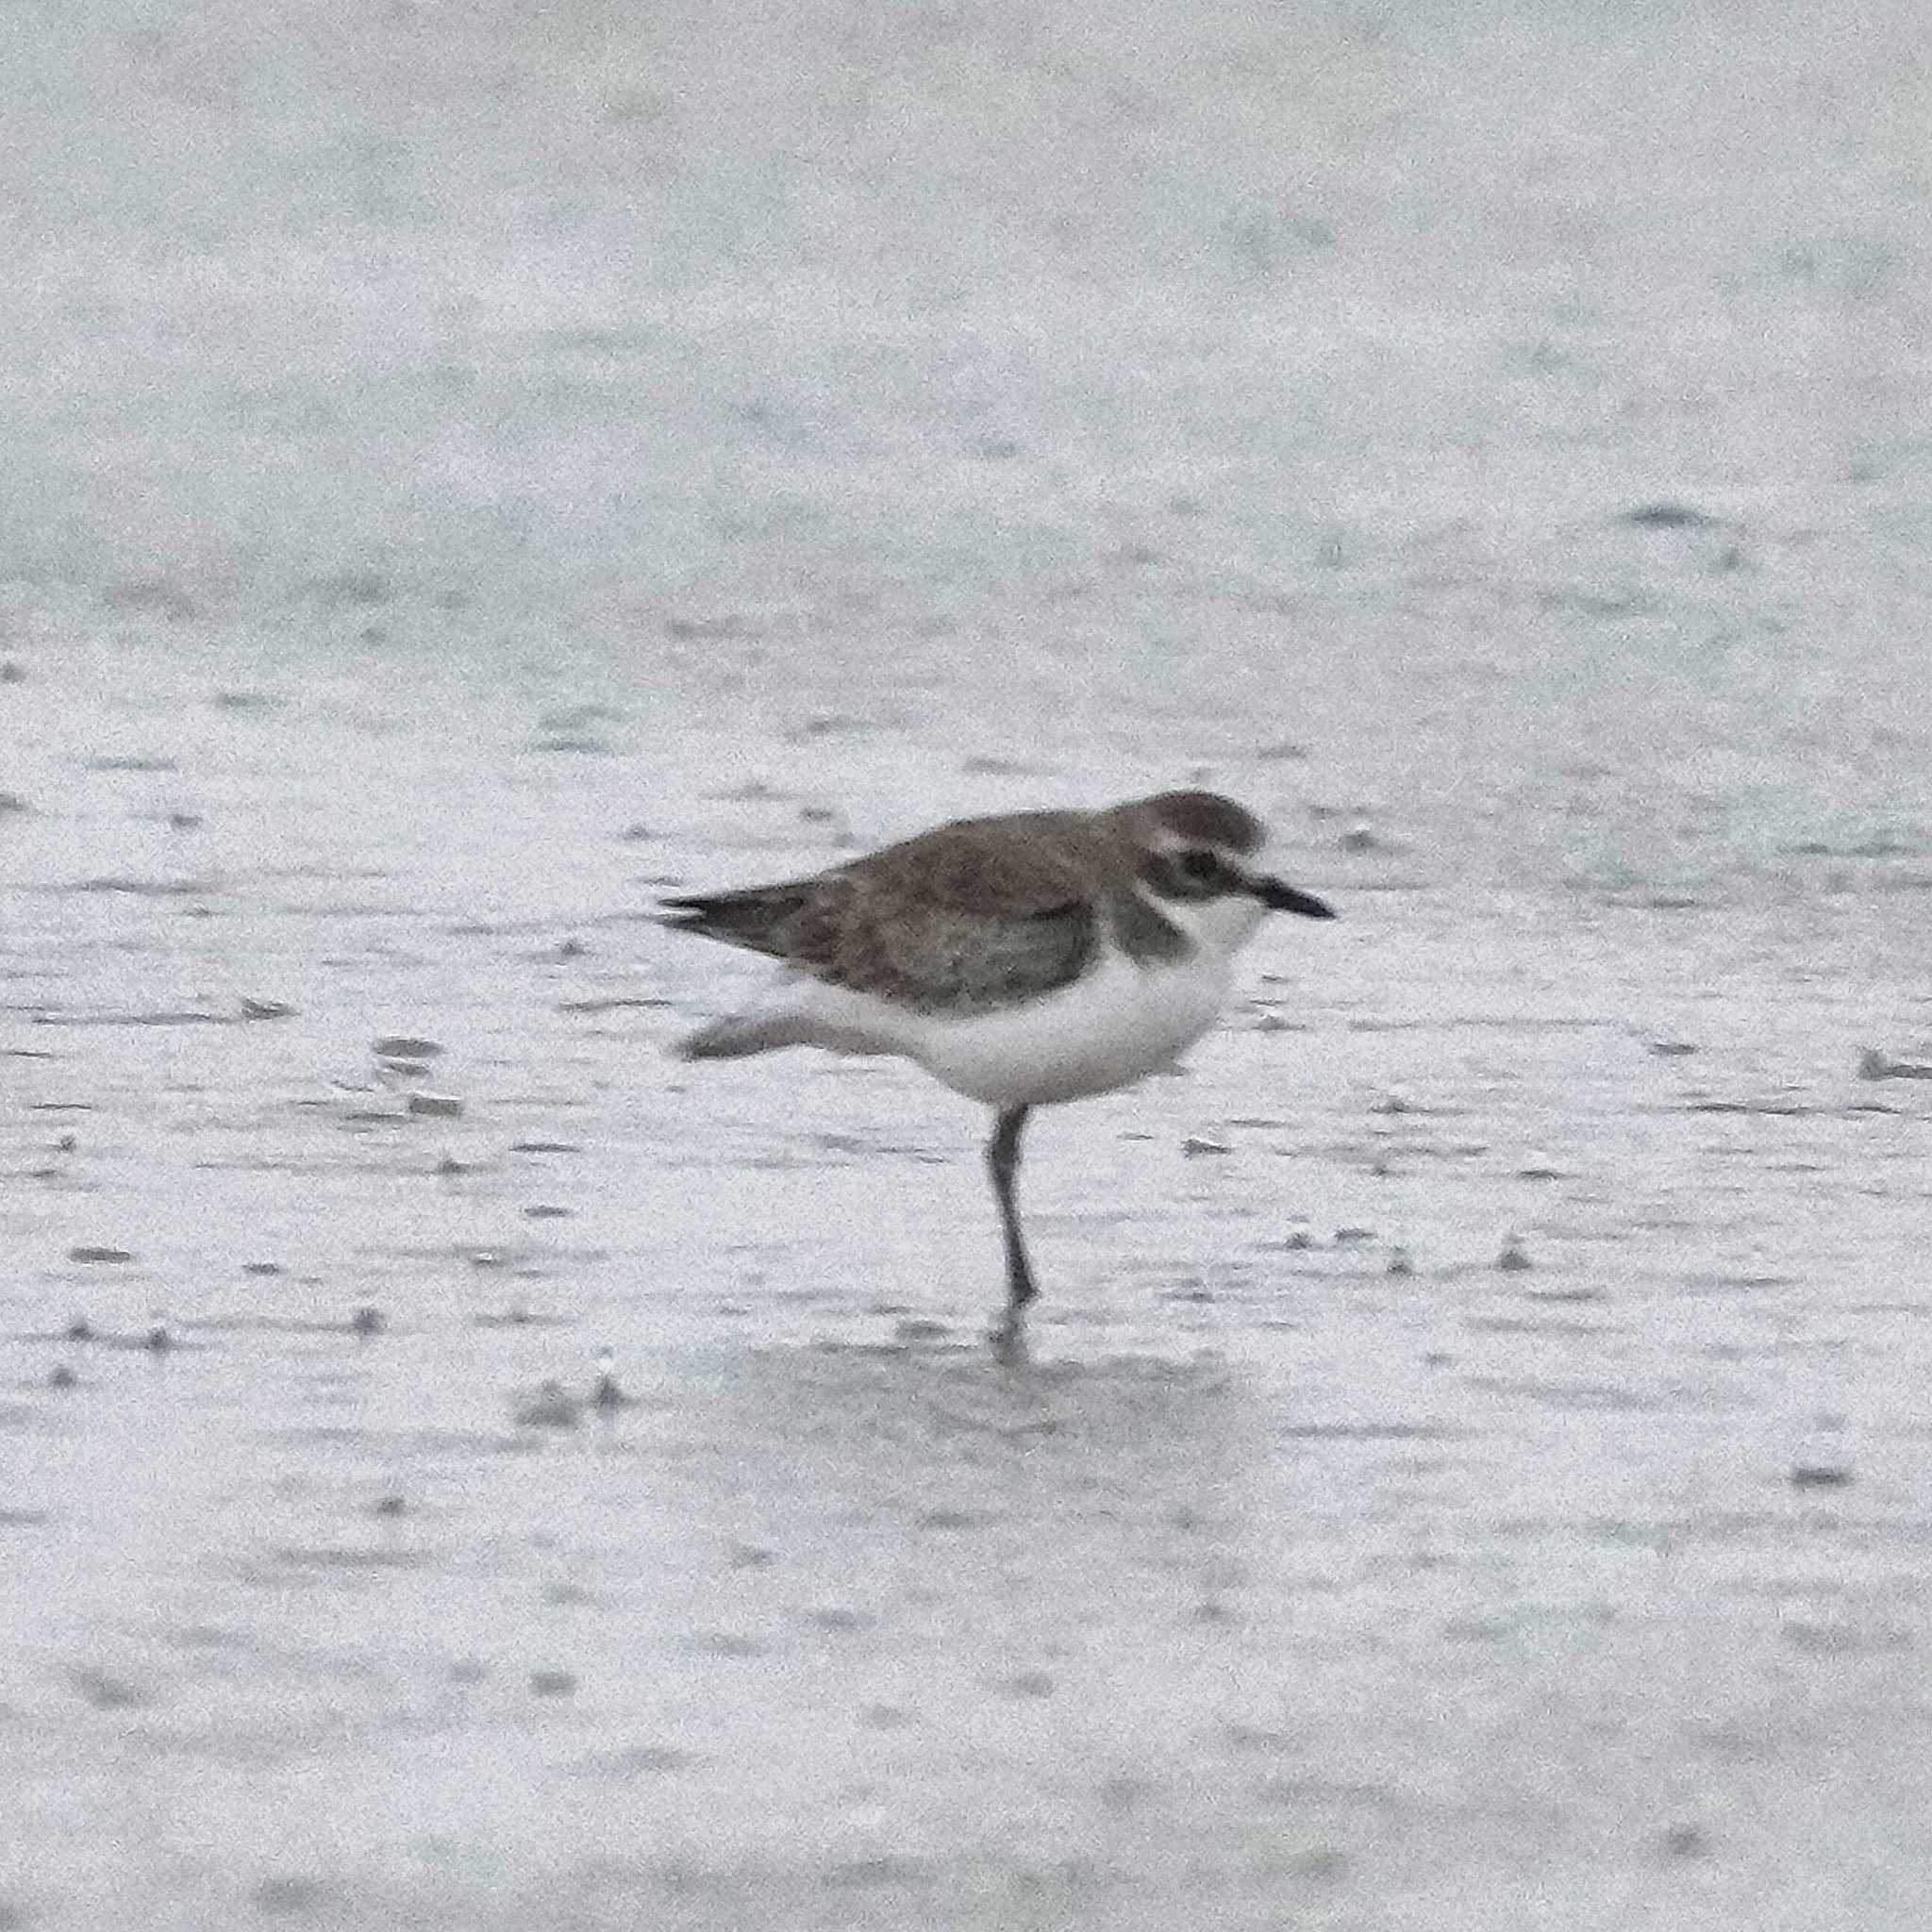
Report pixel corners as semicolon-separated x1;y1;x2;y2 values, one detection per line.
242;1260;284;1277
991;1670;1057;1699
805;1606;871;1634
477;1307;573;1330
65;1316;93;1341
251;1874;327;1916
373;1494;407;1517
70;1245;135;1264
821;1856;934;1891
523;1204;572;1220
1662;1822;1710;1857
72;1667;148;1709
529;1669;578;1697
1790;1463;1854;1490
350;1306;385;1338
48;1363;78;1390
511;1140;582;1155
528;734;612;756
408;1093;464;1118
86;755;178;774
892;1318;949;1341
374;1036;442;1060
56;1133;78;1153
1619;502;1722;531
435;1155;471;1175
515;1381;583;1428
664;612;743;641
1290;1847;1351;1881
680;1631;765;1657
143;1324;174;1354
556;994;675;1015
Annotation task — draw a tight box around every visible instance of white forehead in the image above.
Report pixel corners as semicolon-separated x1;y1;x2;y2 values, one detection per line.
1147;824;1257;854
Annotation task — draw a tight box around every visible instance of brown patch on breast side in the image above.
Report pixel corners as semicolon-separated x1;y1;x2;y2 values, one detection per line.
1108;887;1191;966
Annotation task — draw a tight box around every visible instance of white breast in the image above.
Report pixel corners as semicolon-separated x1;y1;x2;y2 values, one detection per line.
905;941;1237;1107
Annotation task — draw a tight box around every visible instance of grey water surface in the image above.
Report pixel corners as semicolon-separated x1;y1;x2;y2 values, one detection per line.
3;3;1931;1926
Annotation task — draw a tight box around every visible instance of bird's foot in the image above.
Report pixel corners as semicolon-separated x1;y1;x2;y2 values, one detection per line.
989;1309;1032;1366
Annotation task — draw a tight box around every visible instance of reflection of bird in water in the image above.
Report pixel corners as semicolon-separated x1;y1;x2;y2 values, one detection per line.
512;1350;635;1430
591;1347;629;1413
513;1379;584;1430
663;790;1335;1343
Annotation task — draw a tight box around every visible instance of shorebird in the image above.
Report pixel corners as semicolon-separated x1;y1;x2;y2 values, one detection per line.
661;791;1335;1341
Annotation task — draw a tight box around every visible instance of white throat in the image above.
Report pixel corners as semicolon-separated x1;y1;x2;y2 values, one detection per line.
1132;885;1268;964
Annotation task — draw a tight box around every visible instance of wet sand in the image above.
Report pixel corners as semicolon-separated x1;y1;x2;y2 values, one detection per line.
5;3;1932;1926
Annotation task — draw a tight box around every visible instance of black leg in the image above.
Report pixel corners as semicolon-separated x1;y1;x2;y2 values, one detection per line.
986;1104;1036;1338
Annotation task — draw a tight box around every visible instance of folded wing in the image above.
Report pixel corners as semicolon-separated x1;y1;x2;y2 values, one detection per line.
660;817;1099;1013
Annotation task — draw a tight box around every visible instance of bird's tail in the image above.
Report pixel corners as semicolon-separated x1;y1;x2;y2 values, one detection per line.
657;884;810;958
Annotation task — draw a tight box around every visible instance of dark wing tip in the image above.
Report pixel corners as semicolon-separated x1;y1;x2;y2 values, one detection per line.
654;893;741;944
653;881;817;956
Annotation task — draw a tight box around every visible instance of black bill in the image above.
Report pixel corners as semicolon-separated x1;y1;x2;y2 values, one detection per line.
1254;876;1337;920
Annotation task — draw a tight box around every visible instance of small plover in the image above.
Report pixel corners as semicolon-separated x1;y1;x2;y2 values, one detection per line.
661;791;1334;1340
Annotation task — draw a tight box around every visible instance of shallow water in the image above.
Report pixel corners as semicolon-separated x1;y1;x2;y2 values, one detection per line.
5;3;1932;1926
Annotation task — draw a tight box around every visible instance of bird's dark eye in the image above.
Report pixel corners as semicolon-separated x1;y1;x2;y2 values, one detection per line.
1177;849;1219;882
